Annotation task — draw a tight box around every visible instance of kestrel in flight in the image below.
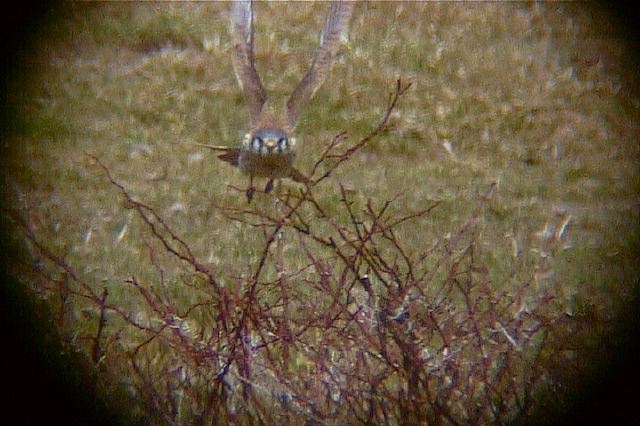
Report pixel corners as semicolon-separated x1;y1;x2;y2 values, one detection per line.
196;0;354;201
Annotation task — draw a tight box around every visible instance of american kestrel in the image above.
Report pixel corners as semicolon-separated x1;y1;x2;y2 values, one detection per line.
196;0;353;201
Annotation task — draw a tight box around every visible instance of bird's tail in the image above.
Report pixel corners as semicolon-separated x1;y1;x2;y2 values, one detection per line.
193;144;240;166
217;150;240;166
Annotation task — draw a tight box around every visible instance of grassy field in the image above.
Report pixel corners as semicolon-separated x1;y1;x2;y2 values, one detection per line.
3;2;638;424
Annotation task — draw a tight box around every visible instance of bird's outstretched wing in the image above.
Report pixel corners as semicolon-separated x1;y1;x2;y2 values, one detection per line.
229;0;267;128
286;1;354;130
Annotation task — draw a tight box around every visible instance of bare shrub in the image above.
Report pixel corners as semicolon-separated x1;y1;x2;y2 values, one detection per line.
7;80;577;425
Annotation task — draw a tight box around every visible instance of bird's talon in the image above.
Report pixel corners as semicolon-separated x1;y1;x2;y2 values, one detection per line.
246;187;255;203
264;179;274;193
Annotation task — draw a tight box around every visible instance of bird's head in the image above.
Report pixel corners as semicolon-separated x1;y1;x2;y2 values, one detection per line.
242;127;296;156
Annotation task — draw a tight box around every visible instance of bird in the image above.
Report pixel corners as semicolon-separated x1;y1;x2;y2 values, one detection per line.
195;0;354;202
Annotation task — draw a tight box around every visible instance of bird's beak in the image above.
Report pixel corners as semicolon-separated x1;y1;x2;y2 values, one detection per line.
261;137;279;154
264;138;278;149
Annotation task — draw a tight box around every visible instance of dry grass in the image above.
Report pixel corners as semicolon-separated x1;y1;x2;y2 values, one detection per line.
2;2;638;424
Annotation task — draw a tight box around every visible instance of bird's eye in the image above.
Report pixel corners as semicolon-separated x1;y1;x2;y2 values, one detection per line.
252;137;263;151
277;137;287;149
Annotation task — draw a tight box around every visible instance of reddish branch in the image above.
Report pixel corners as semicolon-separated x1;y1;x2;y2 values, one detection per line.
7;79;571;424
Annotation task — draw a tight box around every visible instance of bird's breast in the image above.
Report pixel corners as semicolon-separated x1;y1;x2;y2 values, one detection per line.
238;150;296;178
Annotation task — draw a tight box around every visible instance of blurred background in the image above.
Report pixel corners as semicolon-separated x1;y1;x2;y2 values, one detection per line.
1;2;638;424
